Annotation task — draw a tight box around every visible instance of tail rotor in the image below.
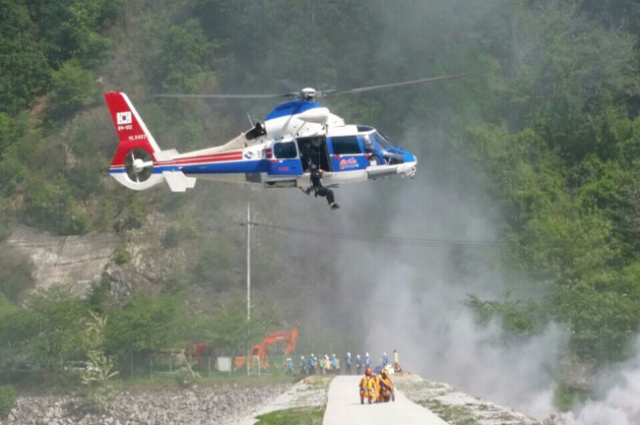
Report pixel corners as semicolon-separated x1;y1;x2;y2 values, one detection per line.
124;148;154;183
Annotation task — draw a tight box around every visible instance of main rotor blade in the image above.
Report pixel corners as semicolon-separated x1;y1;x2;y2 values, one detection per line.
155;93;293;99
323;73;466;96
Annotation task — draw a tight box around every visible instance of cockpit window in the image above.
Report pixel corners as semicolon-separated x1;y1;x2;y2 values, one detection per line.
362;134;376;154
273;141;298;159
372;132;393;150
331;136;361;154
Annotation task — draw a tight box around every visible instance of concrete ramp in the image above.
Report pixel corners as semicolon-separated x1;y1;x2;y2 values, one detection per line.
323;376;449;425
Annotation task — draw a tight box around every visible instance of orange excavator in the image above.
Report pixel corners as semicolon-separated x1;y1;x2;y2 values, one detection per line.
234;328;298;371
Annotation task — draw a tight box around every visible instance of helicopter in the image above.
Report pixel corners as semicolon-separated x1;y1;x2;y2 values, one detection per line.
104;74;463;194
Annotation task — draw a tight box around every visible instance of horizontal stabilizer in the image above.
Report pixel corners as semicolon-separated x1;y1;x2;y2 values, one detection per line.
162;171;197;192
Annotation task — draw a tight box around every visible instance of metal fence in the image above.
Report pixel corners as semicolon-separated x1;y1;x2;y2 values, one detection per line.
0;351;294;383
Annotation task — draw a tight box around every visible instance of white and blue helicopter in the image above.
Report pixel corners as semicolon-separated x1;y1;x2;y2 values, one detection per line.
105;75;461;195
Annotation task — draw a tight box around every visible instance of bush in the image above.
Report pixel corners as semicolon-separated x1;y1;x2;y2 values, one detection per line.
0;385;17;419
47;59;98;120
113;243;130;265
0;247;35;302
554;383;588;411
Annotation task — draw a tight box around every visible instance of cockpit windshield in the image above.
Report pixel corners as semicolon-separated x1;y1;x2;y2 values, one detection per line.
369;131;404;165
371;132;394;150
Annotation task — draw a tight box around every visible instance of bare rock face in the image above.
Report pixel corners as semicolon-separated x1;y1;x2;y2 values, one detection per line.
1;213;191;298
2;225;120;297
102;266;132;302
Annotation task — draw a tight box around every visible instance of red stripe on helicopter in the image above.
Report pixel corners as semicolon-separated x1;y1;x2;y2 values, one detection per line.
109;152;244;170
156;152;243;166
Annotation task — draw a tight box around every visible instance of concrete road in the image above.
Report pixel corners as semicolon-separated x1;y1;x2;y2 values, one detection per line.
323;376;450;425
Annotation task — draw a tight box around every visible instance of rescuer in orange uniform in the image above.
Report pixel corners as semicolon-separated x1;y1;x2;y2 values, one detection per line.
368;370;380;403
359;371;369;404
379;369;395;402
359;368;377;404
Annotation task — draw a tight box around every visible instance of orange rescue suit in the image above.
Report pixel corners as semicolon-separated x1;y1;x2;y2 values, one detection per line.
359;376;371;404
369;375;380;402
379;375;394;402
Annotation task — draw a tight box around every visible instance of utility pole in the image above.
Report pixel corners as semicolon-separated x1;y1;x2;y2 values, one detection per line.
246;202;251;375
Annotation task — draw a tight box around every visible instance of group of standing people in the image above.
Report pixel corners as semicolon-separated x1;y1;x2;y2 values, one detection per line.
298;353;340;375
297;349;401;376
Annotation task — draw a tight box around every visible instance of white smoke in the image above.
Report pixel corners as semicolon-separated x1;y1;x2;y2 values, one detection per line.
325;123;568;419
561;337;640;425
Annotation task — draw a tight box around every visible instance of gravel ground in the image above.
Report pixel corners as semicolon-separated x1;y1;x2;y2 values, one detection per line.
0;382;290;425
396;373;542;425
235;375;333;425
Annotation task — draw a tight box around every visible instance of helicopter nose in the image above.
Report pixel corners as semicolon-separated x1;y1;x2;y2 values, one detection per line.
403;151;417;164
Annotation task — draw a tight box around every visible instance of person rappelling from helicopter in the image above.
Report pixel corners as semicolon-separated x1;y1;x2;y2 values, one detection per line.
304;162;340;210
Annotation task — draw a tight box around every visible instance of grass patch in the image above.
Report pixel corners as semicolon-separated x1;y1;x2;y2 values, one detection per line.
7;372;297;396
301;375;333;390
255;408;324;425
116;373;297;392
420;399;479;425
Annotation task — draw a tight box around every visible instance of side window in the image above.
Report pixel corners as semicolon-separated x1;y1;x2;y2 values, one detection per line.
273;142;297;159
331;136;361;155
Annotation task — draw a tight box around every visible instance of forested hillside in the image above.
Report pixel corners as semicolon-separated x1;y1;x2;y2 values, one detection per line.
1;0;640;413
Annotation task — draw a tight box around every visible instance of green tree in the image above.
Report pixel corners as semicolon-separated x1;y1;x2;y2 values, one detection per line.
47;59;98;119
0;247;34;302
104;294;186;356
156;19;216;93
23;174;92;235
0;0;49;114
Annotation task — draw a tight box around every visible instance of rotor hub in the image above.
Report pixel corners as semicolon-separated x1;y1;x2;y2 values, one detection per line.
300;87;316;101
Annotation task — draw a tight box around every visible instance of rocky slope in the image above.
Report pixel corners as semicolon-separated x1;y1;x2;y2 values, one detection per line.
395;374;541;425
3;225;119;297
1;383;289;425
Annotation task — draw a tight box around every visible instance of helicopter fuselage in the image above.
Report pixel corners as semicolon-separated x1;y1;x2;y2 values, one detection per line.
106;94;417;192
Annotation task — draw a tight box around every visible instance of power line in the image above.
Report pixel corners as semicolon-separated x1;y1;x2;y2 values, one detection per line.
247;221;509;249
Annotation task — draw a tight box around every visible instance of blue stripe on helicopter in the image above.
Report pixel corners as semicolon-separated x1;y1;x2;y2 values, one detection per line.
265;100;322;121
109;160;269;175
109;159;313;175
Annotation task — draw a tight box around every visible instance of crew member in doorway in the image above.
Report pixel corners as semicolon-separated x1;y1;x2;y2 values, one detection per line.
307;163;339;210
